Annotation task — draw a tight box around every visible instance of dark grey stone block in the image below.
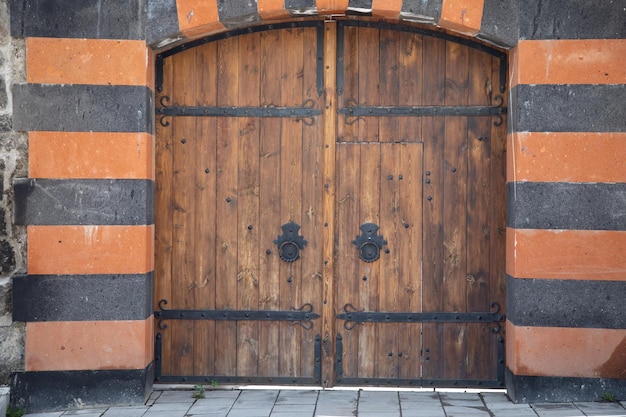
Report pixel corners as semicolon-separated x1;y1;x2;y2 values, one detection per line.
14;179;154;226
507;182;626;231
217;0;260;27
510;84;626;133
11;364;153;412
507;275;626;329
401;0;441;22
12;84;154;133
507;369;626;403
0;240;15;275
146;0;180;46
519;0;626;40
478;0;519;48
10;0;146;39
12;272;154;322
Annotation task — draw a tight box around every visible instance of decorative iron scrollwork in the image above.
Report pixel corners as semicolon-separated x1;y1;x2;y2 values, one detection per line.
273;222;307;262
352;223;387;262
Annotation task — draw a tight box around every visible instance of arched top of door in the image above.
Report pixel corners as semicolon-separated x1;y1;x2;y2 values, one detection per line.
153;17;510;95
147;1;518;53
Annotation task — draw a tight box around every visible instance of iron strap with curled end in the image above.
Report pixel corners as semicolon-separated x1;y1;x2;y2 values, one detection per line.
155;300;320;330
339;96;507;127
156;96;322;127
337;302;505;330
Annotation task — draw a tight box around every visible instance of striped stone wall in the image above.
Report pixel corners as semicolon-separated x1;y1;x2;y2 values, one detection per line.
10;0;155;411
505;0;626;403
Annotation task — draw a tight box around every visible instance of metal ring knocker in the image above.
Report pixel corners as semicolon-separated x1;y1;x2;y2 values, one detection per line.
274;222;307;262
352;223;387;262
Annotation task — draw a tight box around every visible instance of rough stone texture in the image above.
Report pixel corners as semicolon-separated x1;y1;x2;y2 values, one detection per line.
507;182;626;231
217;0;261;27
0;0;27;385
10;0;147;40
0;321;25;383
146;0;179;47
401;0;441;23
479;0;519;47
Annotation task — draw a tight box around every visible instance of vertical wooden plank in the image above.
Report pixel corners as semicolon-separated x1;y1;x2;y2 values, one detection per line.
421;36;446;382
154;56;174;376
236;32;261;377
321;21;338;387
357;143;380;379
336;25;358;143
335;143;360;380
258;29;282;378
169;48;198;376
378;29;399;143
396;143;423;380
378;143;398;379
299;25;323;378
193;41;218;376
442;40;469;380
465;47;493;381
278;27;304;377
214;36;240;376
398;33;423;143
357;27;380;143
490;55;508;380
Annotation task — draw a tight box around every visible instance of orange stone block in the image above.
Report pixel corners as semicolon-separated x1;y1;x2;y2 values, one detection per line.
506;228;626;281
372;0;402;18
258;0;291;19
28;225;154;275
26;318;154;372
27;38;149;86
513;39;626;86
316;0;349;14
439;0;484;35
176;0;223;35
508;132;626;183
507;321;626;379
29;132;154;180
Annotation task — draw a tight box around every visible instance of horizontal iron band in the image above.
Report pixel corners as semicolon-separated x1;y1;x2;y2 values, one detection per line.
336;311;505;323
156;105;322;118
155;300;319;322
336;377;504;388
338;105;507;117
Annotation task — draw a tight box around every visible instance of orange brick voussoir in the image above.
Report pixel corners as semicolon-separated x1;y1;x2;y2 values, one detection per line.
28;225;154;275
506;228;626;281
26;38;150;86
176;0;224;36
506;321;626;380
25;317;153;372
438;0;484;35
29;131;154;180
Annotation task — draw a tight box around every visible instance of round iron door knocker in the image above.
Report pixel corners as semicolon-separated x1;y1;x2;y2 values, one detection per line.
279;241;300;262
358;241;380;263
352;223;387;263
273;222;307;263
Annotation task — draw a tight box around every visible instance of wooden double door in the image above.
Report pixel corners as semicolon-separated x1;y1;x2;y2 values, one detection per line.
154;20;507;387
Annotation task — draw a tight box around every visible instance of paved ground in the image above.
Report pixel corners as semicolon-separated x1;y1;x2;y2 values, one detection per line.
21;388;626;417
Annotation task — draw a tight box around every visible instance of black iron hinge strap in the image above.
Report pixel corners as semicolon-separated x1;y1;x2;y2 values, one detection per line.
338;103;507;117
155;300;319;330
337;303;504;330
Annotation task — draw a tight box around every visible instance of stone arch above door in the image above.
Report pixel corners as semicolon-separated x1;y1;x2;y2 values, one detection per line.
146;0;518;51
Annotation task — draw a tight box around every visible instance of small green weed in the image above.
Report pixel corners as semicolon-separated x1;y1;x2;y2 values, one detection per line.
6;405;26;417
210;379;219;389
192;384;205;399
602;391;617;402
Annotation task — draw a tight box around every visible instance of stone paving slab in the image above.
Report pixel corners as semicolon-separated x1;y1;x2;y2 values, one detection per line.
20;388;626;417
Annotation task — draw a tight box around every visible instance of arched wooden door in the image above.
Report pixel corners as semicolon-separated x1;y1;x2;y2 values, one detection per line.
154;20;507;387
